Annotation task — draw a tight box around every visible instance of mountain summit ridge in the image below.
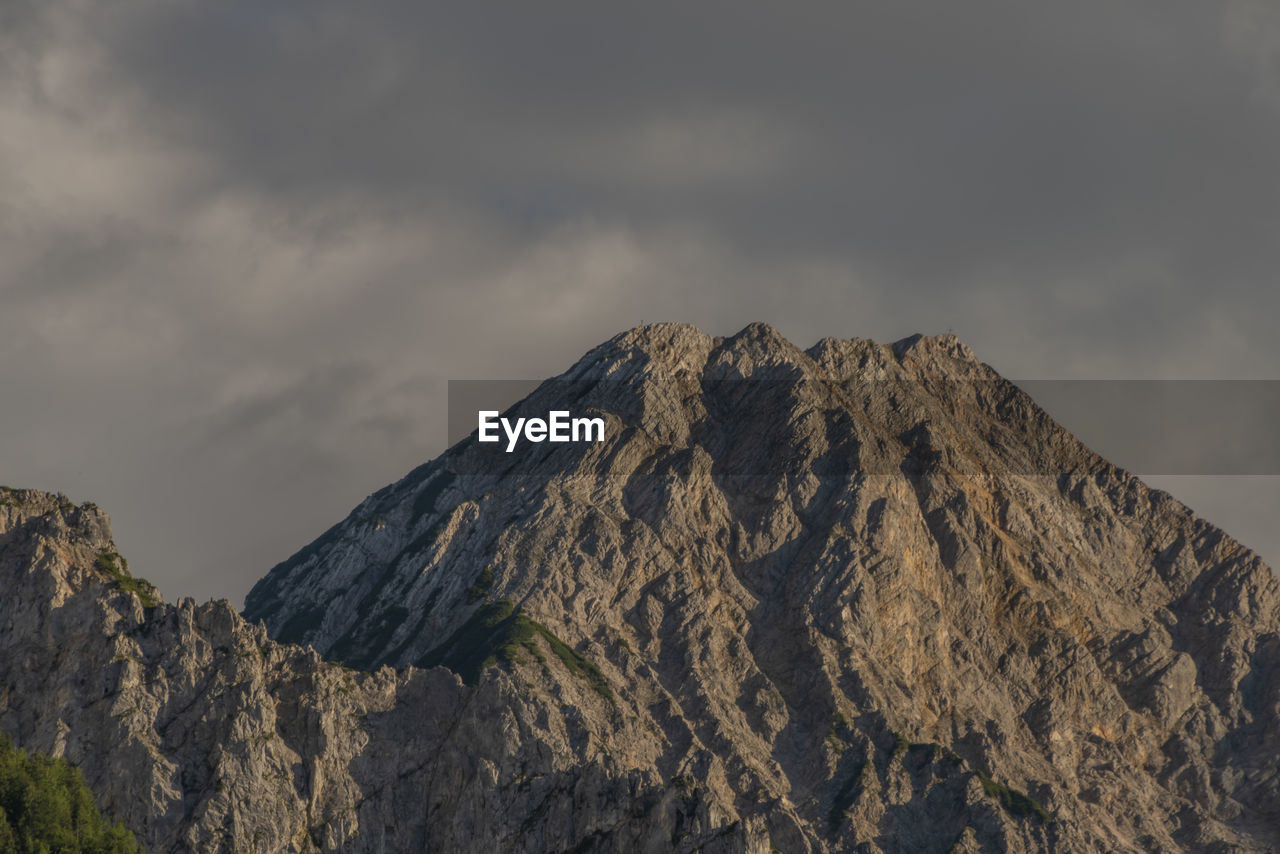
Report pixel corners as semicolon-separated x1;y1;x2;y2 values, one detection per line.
243;321;1126;668
3;325;1279;852
241;323;1278;851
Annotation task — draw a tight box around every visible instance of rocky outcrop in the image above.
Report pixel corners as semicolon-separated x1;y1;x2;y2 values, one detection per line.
0;488;757;853
4;324;1280;852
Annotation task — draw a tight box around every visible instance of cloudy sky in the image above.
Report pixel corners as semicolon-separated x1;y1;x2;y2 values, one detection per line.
3;1;1278;604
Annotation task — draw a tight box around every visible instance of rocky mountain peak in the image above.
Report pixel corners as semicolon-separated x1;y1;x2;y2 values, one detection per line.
5;326;1280;852
234;325;1280;851
1;486;158;613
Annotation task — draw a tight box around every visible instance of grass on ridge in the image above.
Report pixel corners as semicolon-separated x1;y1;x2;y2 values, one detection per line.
418;599;612;700
95;551;160;609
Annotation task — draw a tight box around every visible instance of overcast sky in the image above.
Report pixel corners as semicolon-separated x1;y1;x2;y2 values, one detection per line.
3;1;1278;605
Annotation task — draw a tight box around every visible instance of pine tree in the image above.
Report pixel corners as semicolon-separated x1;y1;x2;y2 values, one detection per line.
0;736;141;854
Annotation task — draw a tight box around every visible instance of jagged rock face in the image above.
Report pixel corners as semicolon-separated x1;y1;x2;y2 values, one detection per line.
238;323;1280;852
0;489;746;853
4;324;1280;853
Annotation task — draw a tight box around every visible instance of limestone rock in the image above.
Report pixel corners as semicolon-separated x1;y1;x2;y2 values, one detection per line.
4;323;1280;852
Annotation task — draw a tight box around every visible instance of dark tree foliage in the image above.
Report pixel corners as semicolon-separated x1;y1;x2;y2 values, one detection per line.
0;735;142;854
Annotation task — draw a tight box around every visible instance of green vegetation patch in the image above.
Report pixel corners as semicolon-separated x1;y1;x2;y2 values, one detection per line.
976;770;1053;825
466;567;495;604
0;734;142;853
95;551;160;609
418;600;612;700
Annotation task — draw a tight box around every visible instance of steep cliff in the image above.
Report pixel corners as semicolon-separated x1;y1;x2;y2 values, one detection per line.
4;324;1279;852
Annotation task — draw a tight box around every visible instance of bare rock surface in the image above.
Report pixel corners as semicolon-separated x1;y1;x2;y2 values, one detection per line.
4;323;1280;852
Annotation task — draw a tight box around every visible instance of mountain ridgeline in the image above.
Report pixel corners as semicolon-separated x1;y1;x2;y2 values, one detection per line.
242;323;1279;851
2;324;1278;852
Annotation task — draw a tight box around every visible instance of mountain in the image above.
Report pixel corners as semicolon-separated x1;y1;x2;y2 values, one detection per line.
3;487;733;853
3;323;1279;852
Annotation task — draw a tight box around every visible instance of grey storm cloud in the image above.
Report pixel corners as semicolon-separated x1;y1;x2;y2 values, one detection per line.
1;0;1278;602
